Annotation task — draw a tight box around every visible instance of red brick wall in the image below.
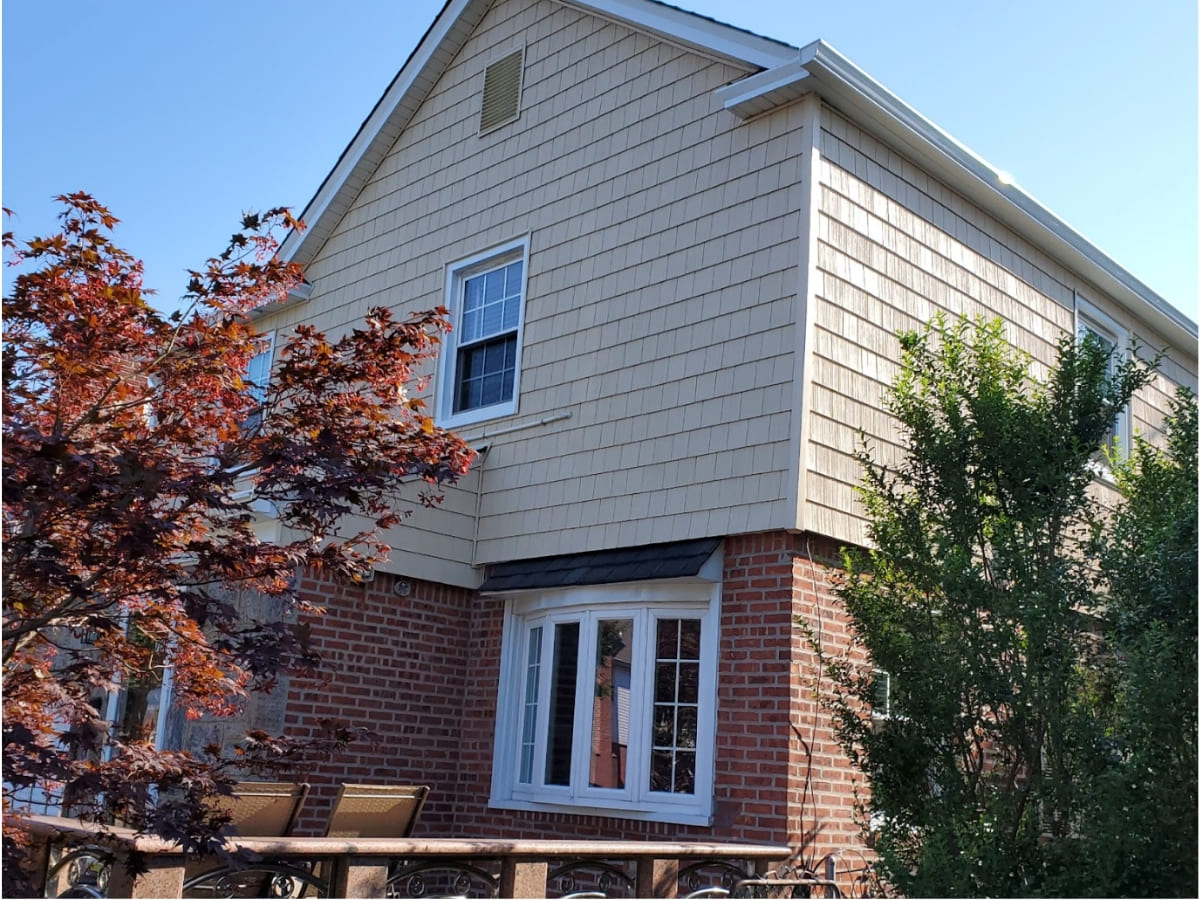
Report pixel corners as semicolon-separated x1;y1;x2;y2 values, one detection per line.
283;568;477;835
785;534;871;869
282;532;872;876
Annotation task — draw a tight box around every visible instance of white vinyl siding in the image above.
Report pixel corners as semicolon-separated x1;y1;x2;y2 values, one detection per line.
807;105;1195;548
288;0;804;573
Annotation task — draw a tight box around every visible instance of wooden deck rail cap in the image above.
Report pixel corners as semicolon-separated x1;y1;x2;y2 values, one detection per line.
20;815;792;860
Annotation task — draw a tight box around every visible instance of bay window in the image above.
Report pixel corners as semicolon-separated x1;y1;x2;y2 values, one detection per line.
490;580;719;825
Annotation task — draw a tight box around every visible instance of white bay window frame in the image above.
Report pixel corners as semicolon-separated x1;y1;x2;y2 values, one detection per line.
489;579;720;826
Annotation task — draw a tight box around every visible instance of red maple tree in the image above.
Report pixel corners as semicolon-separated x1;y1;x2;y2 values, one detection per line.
2;194;473;886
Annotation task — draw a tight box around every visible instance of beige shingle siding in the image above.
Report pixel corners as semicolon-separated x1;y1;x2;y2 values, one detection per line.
808;105;1195;547
277;0;810;579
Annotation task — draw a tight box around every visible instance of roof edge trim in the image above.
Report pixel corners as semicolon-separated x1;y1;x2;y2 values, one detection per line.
560;0;796;68
279;0;481;267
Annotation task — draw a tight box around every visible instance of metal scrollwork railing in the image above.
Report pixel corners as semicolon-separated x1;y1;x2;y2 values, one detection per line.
546;859;635;898
181;861;329;898
678;859;752;897
385;858;499;898
43;845;113;898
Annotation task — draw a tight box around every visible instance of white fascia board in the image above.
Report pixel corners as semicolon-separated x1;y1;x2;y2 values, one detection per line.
279;0;484;268
717;39;1197;355
560;0;795;68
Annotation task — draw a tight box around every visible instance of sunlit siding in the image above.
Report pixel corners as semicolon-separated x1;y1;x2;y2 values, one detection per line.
807;105;1195;547
267;0;811;582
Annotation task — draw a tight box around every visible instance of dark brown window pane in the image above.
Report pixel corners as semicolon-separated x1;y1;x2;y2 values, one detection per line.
650;750;673;792
656;619;679;659
545;622;579;786
677;662;699;704
654;662;676;702
676;706;698;749
679;619;701;659
673;751;696;794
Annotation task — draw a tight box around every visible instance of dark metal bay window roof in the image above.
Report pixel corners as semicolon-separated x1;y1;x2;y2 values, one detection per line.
480;538;722;592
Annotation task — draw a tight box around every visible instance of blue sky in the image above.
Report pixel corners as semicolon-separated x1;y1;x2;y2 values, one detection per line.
4;0;1197;324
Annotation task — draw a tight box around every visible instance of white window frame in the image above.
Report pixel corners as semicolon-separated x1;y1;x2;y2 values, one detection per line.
870;668;892;721
1075;294;1130;465
246;331;275;408
489;578;721;826
436;238;529;429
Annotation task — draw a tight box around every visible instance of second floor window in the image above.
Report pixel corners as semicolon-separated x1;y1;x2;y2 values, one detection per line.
438;239;529;428
242;333;274;434
1075;296;1129;463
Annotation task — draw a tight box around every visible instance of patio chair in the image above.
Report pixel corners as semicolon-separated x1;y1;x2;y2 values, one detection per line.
323;783;430;838
182;781;319;898
210;781;311;838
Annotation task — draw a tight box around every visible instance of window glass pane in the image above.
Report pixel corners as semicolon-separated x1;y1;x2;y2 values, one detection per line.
246;345;272;405
484;268;506;303
656;621;678;659
1078;320;1121;452
462;308;481;344
480;372;504;407
482;298;504;336
872;670;891;717
677;663;699;705
676;706;697;749
505;260;523;295
519;627;543;784
654;662;676;702
679;620;701;659
546;622;579;786
650;617;702;795
650;749;673;792
454;335;517;413
502;262;522;330
590;619;633;790
464;275;485;312
673;751;696;793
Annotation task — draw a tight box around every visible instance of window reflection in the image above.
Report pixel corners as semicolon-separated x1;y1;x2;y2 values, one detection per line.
589;619;633;789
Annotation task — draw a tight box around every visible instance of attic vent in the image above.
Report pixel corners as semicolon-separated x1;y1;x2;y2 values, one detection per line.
480;49;523;133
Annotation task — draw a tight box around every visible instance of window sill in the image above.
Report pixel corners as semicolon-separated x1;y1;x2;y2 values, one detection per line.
488;795;714;828
1086;458;1120;487
436;399;517;431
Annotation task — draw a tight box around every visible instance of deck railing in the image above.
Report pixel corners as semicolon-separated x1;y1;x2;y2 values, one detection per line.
21;814;799;898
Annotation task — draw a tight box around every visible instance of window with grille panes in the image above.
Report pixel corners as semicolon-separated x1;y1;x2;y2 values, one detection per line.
437;239;528;428
490;581;720;826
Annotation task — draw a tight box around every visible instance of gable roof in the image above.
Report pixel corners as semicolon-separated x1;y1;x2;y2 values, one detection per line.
279;0;1197;352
